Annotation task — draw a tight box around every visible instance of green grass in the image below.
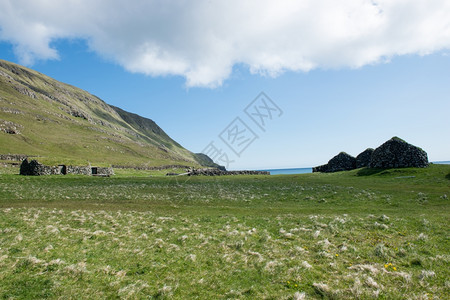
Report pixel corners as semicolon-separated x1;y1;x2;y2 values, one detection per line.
0;164;449;298
113;168;189;177
0;59;202;168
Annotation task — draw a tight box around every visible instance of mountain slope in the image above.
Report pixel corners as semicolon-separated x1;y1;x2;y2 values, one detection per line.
0;59;205;167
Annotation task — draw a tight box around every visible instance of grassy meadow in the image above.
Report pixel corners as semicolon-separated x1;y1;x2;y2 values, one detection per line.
0;164;449;299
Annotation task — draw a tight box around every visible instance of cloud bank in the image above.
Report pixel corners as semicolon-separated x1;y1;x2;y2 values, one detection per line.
1;0;450;87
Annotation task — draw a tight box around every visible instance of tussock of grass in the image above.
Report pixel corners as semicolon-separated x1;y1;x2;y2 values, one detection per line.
1;207;447;298
0;164;449;298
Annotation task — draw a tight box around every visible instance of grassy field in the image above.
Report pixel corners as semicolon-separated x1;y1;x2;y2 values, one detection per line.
0;164;449;299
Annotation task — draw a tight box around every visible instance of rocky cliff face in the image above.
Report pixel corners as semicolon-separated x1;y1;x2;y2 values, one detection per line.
369;137;428;168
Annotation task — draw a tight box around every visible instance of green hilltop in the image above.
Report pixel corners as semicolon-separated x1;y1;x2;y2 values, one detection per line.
0;59;214;168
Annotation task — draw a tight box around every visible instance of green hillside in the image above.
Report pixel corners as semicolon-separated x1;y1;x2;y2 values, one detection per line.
0;59;208;167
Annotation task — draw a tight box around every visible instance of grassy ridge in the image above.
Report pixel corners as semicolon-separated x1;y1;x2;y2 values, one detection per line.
0;164;449;298
0;60;202;167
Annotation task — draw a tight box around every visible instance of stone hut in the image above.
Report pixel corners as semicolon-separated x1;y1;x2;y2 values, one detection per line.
313;152;356;173
19;159;114;176
312;137;428;173
356;148;374;168
369;137;428;168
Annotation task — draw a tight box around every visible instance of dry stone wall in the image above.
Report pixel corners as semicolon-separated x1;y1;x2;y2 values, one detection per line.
186;168;269;176
19;159;114;176
369;137;428;168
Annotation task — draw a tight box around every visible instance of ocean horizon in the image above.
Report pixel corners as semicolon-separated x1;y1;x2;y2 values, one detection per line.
257;161;450;175
259;167;313;175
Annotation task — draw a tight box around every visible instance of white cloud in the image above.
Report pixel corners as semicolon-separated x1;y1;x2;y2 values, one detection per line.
1;0;450;87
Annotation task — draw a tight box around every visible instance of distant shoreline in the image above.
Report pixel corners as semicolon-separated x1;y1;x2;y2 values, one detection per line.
256;161;450;175
432;161;450;165
258;167;312;175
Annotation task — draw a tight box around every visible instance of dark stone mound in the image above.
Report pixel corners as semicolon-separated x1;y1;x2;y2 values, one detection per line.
313;152;356;173
356;148;374;168
327;152;357;172
312;164;329;173
20;159;42;176
369;137;428;169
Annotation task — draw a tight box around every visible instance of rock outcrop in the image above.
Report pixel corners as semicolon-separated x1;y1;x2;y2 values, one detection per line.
369;137;428;168
0;120;23;134
313;152;356;173
356;148;374;168
194;153;226;171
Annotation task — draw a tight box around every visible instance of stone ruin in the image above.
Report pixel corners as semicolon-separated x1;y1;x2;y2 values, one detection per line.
312;152;356;173
19;159;114;176
313;137;428;173
356;148;374;168
369;137;428;169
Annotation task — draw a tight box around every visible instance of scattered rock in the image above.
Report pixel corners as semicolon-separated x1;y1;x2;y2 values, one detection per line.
0;107;24;115
0;120;23;134
0;154;23;165
356;148;374;168
369;137;428;168
68;108;90;120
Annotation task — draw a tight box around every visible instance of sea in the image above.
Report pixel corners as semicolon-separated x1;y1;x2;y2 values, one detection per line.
433;161;450;165
259;167;312;175
259;161;450;175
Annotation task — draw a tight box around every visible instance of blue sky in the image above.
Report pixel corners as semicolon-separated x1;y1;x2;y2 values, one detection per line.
1;1;449;169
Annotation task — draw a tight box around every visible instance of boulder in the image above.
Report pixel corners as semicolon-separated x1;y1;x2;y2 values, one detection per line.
313;152;356;173
369;137;428;169
356;148;374;168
